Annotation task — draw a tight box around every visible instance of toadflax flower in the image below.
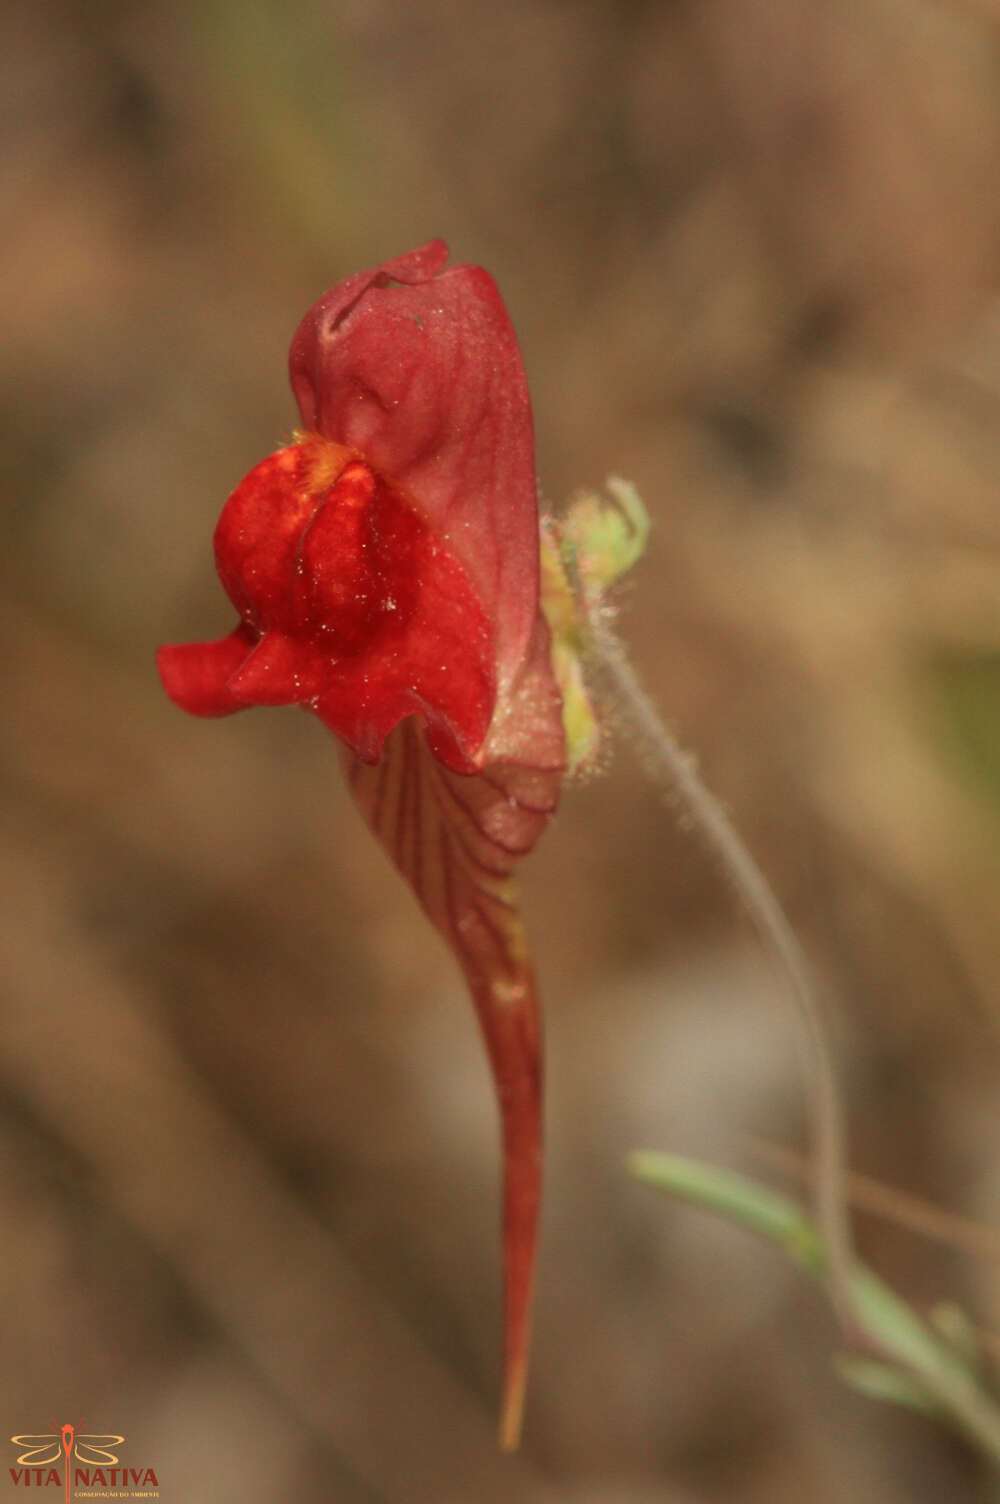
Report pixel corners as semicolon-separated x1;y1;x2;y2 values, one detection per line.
158;241;567;1447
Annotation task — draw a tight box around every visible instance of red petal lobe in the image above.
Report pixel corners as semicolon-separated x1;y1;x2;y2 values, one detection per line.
289;250;539;687
214;440;353;629
156;626;256;717
227;632;328;706
204;438;498;765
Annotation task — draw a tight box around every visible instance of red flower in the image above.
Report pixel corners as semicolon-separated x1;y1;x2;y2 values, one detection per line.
158;241;566;1447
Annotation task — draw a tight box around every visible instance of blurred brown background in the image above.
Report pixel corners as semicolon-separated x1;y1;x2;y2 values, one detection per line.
5;1;1000;1499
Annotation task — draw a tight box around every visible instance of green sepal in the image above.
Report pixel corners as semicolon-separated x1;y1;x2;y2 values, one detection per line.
539;478;649;774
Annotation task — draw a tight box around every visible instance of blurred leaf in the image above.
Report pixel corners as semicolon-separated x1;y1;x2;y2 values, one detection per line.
930;1300;982;1368
833;1354;936;1415
628;1151;1000;1463
922;651;1000;815
188;0;366;261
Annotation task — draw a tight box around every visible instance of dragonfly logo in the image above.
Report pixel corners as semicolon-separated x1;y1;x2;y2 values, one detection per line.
9;1421;158;1501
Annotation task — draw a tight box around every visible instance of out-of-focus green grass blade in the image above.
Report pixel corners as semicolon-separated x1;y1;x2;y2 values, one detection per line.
628;1150;821;1258
923;650;1000;816
833;1354;937;1414
628;1150;942;1376
187;0;368;262
627;1150;1000;1462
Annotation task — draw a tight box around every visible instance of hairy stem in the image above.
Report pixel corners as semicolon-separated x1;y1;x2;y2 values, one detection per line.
588;614;857;1330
